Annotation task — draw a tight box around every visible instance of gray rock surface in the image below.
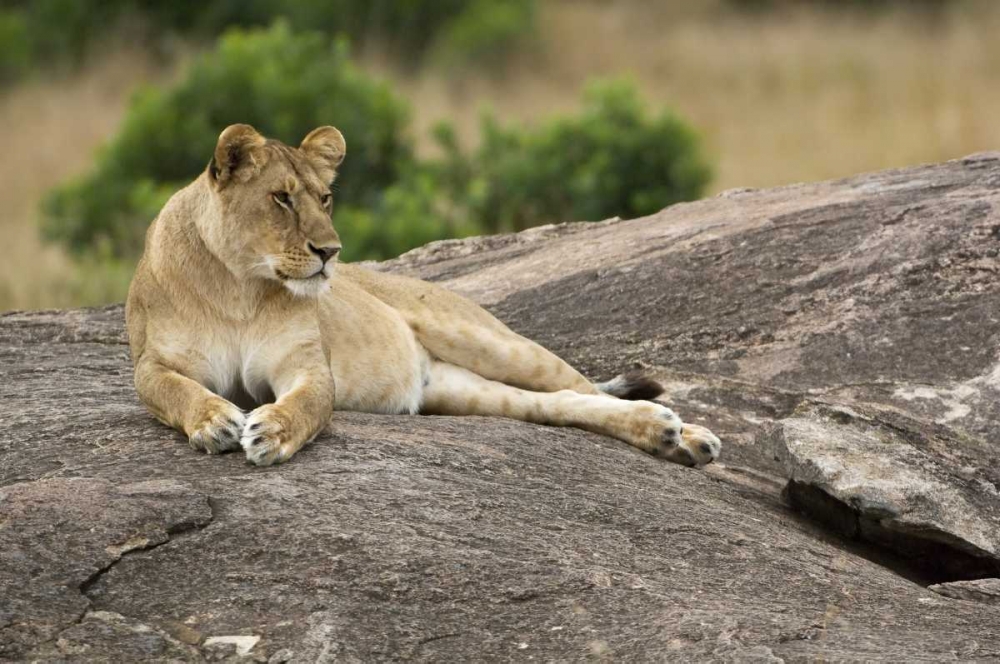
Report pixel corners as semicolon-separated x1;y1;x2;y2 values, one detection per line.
4;155;1000;661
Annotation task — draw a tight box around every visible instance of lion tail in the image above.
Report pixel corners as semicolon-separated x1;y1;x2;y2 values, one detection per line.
595;372;665;401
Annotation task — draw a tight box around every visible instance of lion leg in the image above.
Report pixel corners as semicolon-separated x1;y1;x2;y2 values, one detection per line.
240;343;336;466
416;317;603;395
342;265;662;398
421;362;720;466
411;311;665;401
134;357;246;454
339;265;602;395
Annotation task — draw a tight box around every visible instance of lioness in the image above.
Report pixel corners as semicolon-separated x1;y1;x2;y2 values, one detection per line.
126;124;721;467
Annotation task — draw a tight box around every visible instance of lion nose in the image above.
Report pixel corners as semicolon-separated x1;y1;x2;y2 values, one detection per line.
308;243;341;263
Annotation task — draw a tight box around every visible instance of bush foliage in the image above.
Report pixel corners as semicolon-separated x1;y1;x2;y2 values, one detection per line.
438;80;711;234
43;24;711;264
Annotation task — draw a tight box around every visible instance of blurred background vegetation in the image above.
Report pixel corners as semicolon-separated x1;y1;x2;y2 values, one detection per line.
0;0;995;311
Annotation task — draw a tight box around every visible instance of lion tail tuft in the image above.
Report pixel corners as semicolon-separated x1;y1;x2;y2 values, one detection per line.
595;372;665;401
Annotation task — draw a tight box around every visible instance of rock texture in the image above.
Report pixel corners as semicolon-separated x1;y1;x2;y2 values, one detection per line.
4;155;1000;661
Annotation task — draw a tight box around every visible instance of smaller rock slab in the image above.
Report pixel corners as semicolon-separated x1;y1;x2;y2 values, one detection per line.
761;402;1000;583
929;578;1000;605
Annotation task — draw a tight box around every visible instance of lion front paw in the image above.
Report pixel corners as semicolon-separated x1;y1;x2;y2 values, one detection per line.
188;399;246;454
240;404;299;466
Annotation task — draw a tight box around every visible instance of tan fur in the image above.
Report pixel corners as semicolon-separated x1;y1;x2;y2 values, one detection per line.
126;124;721;467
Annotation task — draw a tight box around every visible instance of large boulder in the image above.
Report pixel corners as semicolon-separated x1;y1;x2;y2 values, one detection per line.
4;154;1000;661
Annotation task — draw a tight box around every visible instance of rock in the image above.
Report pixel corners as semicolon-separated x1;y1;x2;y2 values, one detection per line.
203;634;261;657
0;479;211;659
762;402;1000;582
5;155;1000;660
929;578;1000;604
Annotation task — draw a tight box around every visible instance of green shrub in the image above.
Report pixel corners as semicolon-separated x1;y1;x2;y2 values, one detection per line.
43;32;711;266
42;22;414;259
437;80;711;234
335;171;482;261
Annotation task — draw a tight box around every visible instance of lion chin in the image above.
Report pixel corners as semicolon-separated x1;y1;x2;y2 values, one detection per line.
282;273;331;298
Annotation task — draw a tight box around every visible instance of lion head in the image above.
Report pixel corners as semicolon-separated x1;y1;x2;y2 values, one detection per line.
200;123;346;297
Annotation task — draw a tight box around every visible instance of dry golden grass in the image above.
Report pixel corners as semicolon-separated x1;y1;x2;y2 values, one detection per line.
0;47;170;311
5;1;1000;311
377;0;1000;192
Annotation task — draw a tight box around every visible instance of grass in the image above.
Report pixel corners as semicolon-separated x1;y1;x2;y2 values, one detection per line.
380;0;1000;192
4;0;1000;311
0;46;169;311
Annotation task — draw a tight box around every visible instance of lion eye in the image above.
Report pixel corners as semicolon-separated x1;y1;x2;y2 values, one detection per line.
272;191;292;208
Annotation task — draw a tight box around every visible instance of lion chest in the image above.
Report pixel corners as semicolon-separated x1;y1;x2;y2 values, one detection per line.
158;325;277;408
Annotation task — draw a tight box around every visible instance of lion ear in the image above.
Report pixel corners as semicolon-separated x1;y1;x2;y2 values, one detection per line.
300;126;346;182
210;124;266;184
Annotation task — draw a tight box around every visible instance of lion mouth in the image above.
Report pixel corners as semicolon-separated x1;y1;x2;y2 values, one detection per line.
274;267;327;282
